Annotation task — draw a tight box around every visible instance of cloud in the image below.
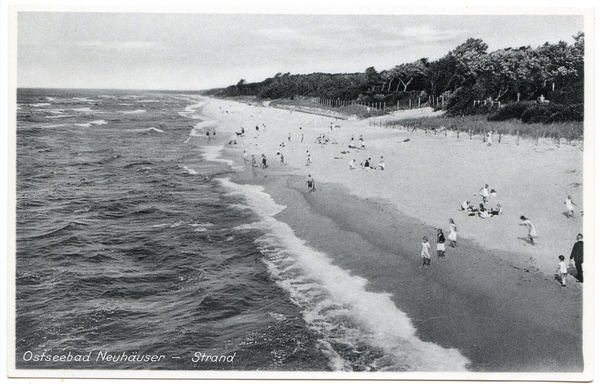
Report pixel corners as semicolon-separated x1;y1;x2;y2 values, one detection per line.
398;25;466;43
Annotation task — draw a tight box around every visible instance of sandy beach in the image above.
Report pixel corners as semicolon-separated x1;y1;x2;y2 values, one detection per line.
200;97;586;373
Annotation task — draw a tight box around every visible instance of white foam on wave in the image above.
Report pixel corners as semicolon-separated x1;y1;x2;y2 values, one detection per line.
202;145;234;166
119;109;146;114
182;166;198;175
217;178;470;372
190;120;218;137
74;120;108;128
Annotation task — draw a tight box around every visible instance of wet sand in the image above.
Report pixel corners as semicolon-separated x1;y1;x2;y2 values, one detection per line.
206;97;587;374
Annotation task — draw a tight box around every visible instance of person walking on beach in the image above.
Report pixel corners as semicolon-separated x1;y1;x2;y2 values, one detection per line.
307;175;316;193
486;131;493;146
448;219;458;248
565;195;577;218
243;150;248;165
557;255;568;287
436;229;446;259
251;154;257;168
279;152;285;165
206;131;211;141
421;237;431;268
306;150;311;166
519;216;538;245
261;154;268;169
569;233;584;283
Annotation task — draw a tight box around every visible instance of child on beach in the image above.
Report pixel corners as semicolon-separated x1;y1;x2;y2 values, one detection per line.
519;216;538;245
436;229;446;258
421;237;431;268
480;184;490;203
565;195;577;218
448;219;457;247
307;175;316;193
556;255;568;287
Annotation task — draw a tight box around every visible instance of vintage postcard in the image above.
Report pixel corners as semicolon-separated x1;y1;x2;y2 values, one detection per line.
4;3;594;383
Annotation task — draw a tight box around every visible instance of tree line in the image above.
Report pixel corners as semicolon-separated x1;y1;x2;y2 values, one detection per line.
205;33;584;122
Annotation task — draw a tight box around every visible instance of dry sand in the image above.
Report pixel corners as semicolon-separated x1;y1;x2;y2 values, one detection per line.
200;97;586;373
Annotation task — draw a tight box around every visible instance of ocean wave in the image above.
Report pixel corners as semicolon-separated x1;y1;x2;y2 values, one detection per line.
218;178;470;372
202;145;234;166
119;109;147;114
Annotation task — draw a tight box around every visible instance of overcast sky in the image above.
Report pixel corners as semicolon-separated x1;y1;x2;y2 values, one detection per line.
16;11;586;90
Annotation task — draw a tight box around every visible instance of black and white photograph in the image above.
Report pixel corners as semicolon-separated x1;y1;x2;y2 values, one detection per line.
2;2;595;384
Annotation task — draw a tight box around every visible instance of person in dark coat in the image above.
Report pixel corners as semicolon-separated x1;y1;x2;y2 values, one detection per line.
569;233;584;283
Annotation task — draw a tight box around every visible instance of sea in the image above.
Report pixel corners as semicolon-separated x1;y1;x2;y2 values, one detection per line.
15;88;468;373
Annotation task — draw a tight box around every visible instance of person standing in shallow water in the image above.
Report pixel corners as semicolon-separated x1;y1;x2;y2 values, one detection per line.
570;233;584;283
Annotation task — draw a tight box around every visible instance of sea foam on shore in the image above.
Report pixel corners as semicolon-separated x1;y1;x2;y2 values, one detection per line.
219;178;470;372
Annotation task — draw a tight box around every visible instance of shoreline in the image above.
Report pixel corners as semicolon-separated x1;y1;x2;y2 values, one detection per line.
201;96;584;373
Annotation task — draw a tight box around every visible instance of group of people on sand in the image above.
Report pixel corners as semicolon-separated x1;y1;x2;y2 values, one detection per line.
556;233;584;287
460;184;502;219
420;219;458;268
348;156;385;171
348;134;366;150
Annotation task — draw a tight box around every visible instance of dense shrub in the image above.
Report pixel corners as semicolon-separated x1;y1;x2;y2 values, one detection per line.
488;102;583;123
487;101;536;121
521;103;584;123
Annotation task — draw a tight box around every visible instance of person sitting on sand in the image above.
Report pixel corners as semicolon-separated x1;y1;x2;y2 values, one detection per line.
478;209;492;219
349;159;357;170
364;158;373;170
519;216;538;245
565;195;577;218
378;156;385;170
421;237;431;268
490;204;503;216
436;229;446;259
361;140;366;149
448;219;458;248
307;175;316;193
460;200;470;211
556;255;568;287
